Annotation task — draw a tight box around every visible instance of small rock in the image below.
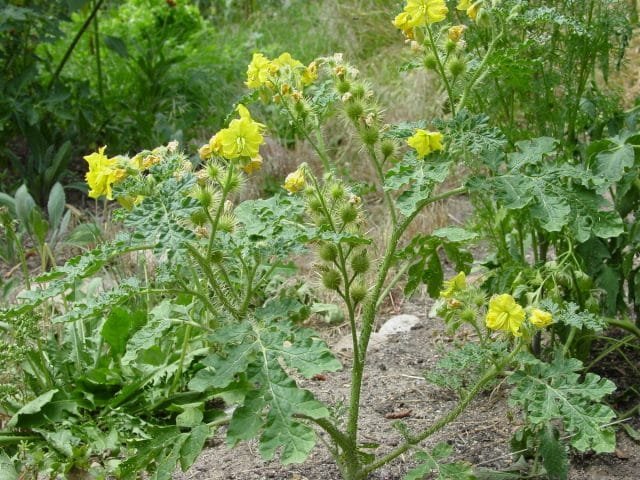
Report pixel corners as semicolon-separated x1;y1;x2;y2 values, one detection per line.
378;314;420;335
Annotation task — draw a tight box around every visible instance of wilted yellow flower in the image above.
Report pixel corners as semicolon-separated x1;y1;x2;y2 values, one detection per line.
242;155;263;174
467;1;481;20
284;168;306;193
273;52;304;71
302;61;318;86
246;53;272;89
216;104;265;159
407;129;444;157
405;0;449;26
84;146;127;200
529;308;553;328
448;25;466;42
142;154;160;169
440;271;466;298
199;143;212;160
486;294;525;336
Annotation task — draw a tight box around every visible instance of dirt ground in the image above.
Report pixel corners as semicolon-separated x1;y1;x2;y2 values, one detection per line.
174;298;640;480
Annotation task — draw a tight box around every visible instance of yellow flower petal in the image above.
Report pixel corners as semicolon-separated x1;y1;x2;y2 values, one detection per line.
284;168;306;193
486;294;525;336
530;308;553;328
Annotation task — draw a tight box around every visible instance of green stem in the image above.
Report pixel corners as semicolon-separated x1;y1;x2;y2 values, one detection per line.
456;28;504;113
563;326;578;356
92;0;104;103
366;144;397;227
171;324;192;394
426;25;456;116
207;163;235;258
606;317;640;339
283;101;332;171
361;341;523;477
48;0;106;89
375;261;411;309
347;186;467;454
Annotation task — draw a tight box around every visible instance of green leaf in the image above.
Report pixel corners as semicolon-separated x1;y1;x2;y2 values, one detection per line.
431;227;478;242
103;35;129;58
404;444;475;480
0;451;18;480
7;389;58;428
540;427;569;480
509;137;558;169
47;182;65;230
594;142;634;185
179;424;210;471
176;404;204;428
509;352;616;453
14;184;36;229
101;306;141;356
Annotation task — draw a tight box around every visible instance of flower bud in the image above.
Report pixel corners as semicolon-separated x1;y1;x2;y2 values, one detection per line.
380;139;396;159
461;308;476;323
351;83;366;100
190;209;209;226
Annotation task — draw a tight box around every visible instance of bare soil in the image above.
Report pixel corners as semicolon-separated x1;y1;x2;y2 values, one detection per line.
175;298;640;480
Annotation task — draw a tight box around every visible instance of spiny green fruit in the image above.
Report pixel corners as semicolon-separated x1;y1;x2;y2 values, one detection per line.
196;187;213;208
330;183;345;201
308;197;323;214
448;57;466;78
322;269;342;291
210;249;224;263
190;209;208;226
340;204;358;224
318;242;338;262
424;53;438;70
345;101;364;122
380;139;396;159
350;282;368;304
350;251;370;274
351;83;366;100
217;213;236;233
337;79;351;93
360;126;379;145
460;308;476;323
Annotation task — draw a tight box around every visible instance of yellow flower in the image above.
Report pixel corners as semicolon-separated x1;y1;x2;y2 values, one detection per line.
393;11;414;38
242;155;263;174
216;104;265;160
486;294;525;336
530;308;554;328
457;0;471;10
405;0;449;27
440;271;466;298
246;53;272;89
273;52;304;71
142;154;160;169
467;2;481;20
407;129;444;157
448;25;466;42
284;168;306;194
301;61;318;86
84;146;127;200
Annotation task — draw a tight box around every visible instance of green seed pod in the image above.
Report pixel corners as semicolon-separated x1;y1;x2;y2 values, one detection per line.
350;251;370;274
448;57;466;78
380;139;396;159
207;162;221;181
360;126;379;146
318;242;338;262
424;53;438;70
340;204;358;224
330;183;346;201
337;80;351;94
322;269;342;291
350;282;368;304
345;101;364;122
